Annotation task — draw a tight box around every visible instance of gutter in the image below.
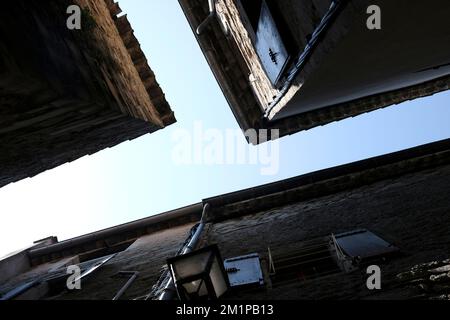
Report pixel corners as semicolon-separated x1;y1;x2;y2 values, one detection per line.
155;203;210;300
203;138;450;217
29;203;203;259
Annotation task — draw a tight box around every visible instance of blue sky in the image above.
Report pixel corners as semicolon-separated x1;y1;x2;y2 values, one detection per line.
0;0;449;257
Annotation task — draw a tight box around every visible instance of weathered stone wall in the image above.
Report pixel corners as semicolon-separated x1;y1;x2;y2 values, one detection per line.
0;0;174;188
44;158;447;301
216;0;278;109
0;223;196;300
205;164;450;299
2;144;450;300
181;0;450;143
53;223;196;300
214;0;356;113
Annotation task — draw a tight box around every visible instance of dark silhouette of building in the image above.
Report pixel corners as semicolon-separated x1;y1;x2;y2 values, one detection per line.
179;0;450;143
0;0;175;188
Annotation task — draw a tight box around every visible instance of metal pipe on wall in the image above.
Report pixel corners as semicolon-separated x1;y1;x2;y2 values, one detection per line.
196;0;217;35
112;271;140;301
157;203;210;300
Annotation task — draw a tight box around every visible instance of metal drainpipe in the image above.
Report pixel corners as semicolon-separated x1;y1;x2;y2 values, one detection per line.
112;271;140;301
196;0;217;35
158;203;210;300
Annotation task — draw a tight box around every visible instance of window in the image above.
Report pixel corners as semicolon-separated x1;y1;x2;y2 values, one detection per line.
268;229;400;284
240;0;263;30
0;254;117;300
331;229;399;272
44;254;117;297
240;0;290;86
268;237;341;285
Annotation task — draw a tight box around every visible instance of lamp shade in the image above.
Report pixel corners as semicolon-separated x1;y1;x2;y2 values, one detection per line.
167;244;230;300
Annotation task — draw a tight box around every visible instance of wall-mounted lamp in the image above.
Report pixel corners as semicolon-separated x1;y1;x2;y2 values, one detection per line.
167;244;230;301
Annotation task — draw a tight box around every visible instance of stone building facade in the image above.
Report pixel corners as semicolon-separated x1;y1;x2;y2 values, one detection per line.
1;138;450;300
179;0;450;143
0;0;175;188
